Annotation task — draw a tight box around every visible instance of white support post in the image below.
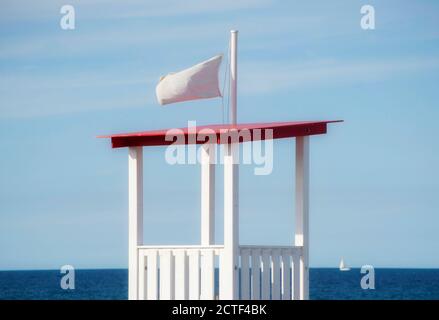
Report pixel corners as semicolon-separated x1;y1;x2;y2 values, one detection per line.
220;142;239;300
201;143;215;245
128;147;143;300
295;136;309;300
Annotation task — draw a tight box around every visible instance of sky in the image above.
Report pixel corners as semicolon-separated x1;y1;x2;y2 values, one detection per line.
0;0;439;270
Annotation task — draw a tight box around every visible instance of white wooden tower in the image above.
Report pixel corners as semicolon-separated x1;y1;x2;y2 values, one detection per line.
100;30;341;300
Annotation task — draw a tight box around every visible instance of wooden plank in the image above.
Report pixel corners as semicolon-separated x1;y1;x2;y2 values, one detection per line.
295;137;309;300
138;245;224;249
281;252;292;300
138;251;147;300
292;252;300;300
240;249;250;299
128;147;143;300
146;250;158;300
201;143;215;246
174;250;188;299
261;250;271;300
271;249;281;300
251;250;261;300
189;250;201;300
159;250;175;300
295;136;309;300
220;143;239;299
200;250;215;300
240;245;300;250
102;120;341;149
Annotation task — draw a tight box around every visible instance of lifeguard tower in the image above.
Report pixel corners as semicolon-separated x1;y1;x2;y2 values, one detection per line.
100;31;341;300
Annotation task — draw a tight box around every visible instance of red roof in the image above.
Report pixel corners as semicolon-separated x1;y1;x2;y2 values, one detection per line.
99;120;342;148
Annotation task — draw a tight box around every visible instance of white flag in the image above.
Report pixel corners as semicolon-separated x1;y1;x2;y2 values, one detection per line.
156;55;222;105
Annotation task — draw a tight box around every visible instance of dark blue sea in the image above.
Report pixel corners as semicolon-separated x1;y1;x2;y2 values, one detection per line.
0;268;438;300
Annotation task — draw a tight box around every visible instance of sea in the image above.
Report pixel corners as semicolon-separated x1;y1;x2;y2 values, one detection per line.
0;268;438;300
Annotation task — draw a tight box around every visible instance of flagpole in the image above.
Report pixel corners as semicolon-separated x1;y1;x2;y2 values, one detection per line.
230;30;238;125
220;29;239;299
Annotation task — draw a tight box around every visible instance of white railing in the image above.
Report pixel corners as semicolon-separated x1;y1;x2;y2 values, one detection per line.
138;244;302;300
238;245;302;300
138;245;223;300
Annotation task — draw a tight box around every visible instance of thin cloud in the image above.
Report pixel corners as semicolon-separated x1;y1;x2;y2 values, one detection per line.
2;56;439;119
0;0;274;21
240;58;439;94
0;14;325;60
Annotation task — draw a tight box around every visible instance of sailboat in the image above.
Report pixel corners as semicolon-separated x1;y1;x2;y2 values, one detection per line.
339;258;351;271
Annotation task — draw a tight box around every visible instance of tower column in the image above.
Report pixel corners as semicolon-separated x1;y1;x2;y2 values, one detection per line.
295;136;309;300
128;147;143;300
220;143;239;299
201;143;215;245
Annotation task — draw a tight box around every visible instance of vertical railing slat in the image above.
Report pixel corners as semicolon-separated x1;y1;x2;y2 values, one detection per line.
292;252;300;300
281;251;292;300
146;250;158;300
159;250;175;300
261;250;271;300
251;250;261;300
271;249;281;300
189;250;201;300
174;250;188;299
240;249;250;299
138;250;147;300
200;250;215;300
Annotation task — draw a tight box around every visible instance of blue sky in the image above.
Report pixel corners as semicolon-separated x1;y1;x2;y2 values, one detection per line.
1;0;439;270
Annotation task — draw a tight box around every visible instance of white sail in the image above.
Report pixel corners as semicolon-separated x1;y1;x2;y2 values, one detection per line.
339;258;350;271
156;55;222;105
